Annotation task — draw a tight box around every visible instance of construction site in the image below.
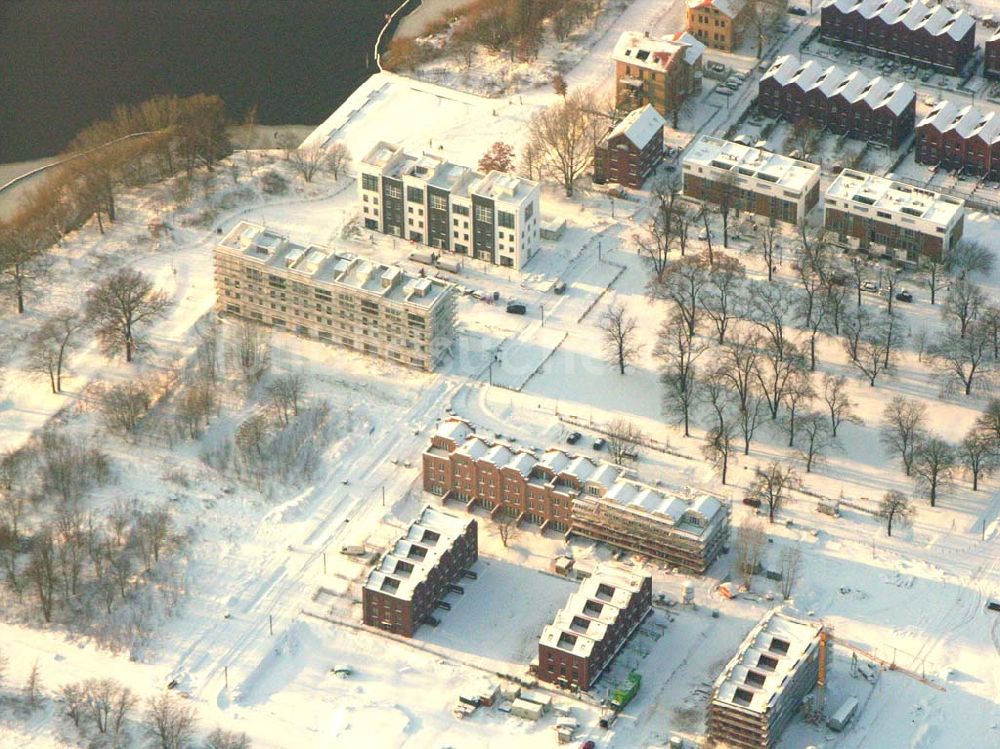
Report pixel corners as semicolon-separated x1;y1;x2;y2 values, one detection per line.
708;610;948;749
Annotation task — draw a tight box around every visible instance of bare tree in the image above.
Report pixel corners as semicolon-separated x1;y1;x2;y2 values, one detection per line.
877;490;914;537
99;380;153;434
746;462;798;523
842;307;892;386
912;437;954;507
60;682;85;727
230;321;271;385
749;282;793;361
942;277;985;339
946;238;995;280
959;428;997;491
715;329;764;455
700;254;746;345
495;511;520;548
975;397;1000;445
26;310;84;393
145;693;198;749
796;411;834;473
86;268;171;362
325;141;351;180
637;181;680;278
289;145;327;182
0;647;7;685
655;313;705;437
755;223;781;283
599;302;641;375
266;373;306;426
754;340;805;421
177;383;217;438
26;528;59;622
778;546;803;600
652;255;709;338
821;374;859;437
205;728;252;749
920;257;948;306
782;370;814;447
702;372;738;484
790;116;822;157
880;396;927;477
526;89;599;197
605;418;643;465
0;220;50;314
931;323;991;396
733;519;767;591
24;660;42;709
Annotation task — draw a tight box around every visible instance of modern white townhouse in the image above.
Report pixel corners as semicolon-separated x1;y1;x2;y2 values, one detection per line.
359;142;541;270
682;135;821;225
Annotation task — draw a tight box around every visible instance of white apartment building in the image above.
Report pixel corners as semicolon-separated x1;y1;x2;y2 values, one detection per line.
682;135;822;225
824;169;966;262
214;221;457;371
359;142;542;270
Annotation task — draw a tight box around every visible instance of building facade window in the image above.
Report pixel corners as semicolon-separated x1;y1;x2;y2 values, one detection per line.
362;174;379;192
497;210;515;229
475;204;493;224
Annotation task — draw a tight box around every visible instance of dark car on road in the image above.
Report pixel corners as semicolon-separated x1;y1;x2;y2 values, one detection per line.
567;431;582;445
788;6;808;15
895;290;914;303
506;301;527;314
593;437;607;450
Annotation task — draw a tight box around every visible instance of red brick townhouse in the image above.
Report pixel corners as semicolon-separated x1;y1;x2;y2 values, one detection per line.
362;505;477;637
593;104;667;189
758;54;916;148
423;419;730;573
537;566;652;691
824;169;965;263
916;101;1000;178
819;0;976;76
986;28;1000;81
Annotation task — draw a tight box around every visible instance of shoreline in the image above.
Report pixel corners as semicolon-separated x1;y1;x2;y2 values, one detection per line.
394;0;476;38
0;124;316;223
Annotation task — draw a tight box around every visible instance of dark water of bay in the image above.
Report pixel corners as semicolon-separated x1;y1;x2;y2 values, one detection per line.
0;0;404;162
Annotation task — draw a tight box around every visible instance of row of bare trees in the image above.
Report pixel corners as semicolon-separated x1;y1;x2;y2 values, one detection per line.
880;395;1000;506
0;94;229;317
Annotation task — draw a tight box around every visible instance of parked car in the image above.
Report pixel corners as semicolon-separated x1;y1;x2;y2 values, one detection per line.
580;741;596;749
506;301;527;314
553;279;567;295
920;71;933;83
861;280;879;293
788;6;808;15
743;496;761;508
566;431;582;445
895;290;914;303
593;437;607;451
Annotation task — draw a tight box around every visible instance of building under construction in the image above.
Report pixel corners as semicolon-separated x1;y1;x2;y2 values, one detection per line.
422;419;730;573
709;611;826;749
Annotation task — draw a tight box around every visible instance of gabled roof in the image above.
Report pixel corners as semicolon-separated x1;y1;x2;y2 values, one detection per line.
875;81;914;115
613;30;705;72
761;55;801;86
685;0;746;17
918;99;962;132
919;102;1000;145
603;105;667;149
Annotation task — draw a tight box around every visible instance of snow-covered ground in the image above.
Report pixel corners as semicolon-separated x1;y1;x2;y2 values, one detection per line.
4;0;1000;747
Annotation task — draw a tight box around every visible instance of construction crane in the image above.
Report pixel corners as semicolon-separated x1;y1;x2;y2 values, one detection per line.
815;625;945;720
